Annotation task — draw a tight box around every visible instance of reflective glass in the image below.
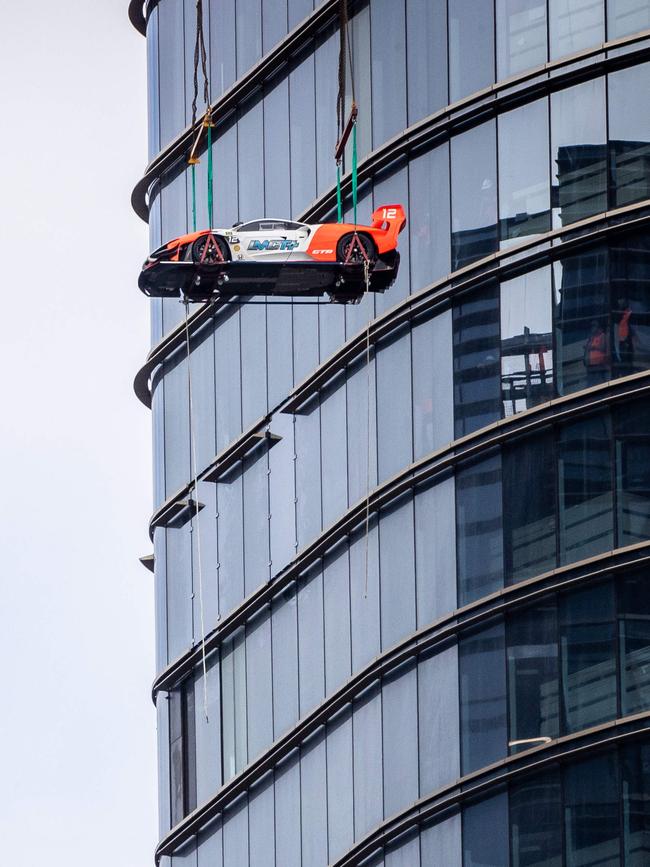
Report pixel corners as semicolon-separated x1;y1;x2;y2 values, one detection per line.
504;431;557;582
379;498;416;650
158;0;185;147
275;758;301;866
418;646;460;791
448;0;495;102
499;99;551;245
620;571;650;716
245;611;273;761
326;712;353;861
501;267;554;417
209;0;236;98
415;475;457;626
553;246;609;396
264;79;291;217
353;687;384;838
549;0;604;59
615;402;650;548
220;631;247;781
507;603;560;753
453;284;502;437
551;79;607;228
413;309;454;460
323;547;352;693
289;54;317;215
459;621;507;773
301;734;328;867
609;63;650;208
457;453;504;605
510;770;562;867
609;232;650;379
608;0;650;36
249;777;275;867
262;0;287;52
235;0;262;77
315;26;338;196
370;0;407;146
558;414;613;564
622;741;650;864
377;330;413;482
560;582;617;732
463;791;509;867
382;666;419;816
496;0;547;79
409;145;451;291
564;752;619;867
406;0;447;124
451;122;498;271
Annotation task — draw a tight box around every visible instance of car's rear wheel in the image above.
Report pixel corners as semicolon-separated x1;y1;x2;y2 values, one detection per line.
192;234;230;264
336;232;377;265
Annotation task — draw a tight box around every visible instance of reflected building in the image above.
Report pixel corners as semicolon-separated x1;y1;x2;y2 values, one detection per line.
130;0;650;864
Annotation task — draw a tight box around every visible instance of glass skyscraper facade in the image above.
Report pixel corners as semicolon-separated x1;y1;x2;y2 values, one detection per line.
131;0;650;863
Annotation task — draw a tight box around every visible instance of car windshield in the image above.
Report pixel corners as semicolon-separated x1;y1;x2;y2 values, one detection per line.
239;219;308;232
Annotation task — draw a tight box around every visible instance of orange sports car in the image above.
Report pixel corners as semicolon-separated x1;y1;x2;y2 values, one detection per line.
139;204;406;303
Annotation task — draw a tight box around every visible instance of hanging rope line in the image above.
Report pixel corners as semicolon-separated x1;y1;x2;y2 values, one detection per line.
184;301;210;722
188;0;214;231
335;0;358;225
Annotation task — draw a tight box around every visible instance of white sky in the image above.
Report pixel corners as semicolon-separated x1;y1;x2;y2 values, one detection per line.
0;2;156;864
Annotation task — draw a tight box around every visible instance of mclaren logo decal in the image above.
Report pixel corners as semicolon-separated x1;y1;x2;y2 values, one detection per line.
248;239;300;251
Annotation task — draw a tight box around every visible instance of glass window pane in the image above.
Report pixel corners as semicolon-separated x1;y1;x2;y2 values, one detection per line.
499;99;551;246
507;603;560;753
622;741;650;864
553;246;610;396
504;431;557;582
454;283;502;438
496;0;547;79
610;231;650;379
448;0;495;102
560;582;617;733
457;453;504;605
463;791;509;867
370;0;407;146
558;414;613;565
406;0;447;124
501;267;554;417
620;571;650;716
549;0;604;59
551;79;607;228
609;63;650;208
510;770;562;867
413;309;454;461
616;401;650;548
608;0;650;37
409;144;451;290
460;621;507;773
451;122;498;271
564;752;619;867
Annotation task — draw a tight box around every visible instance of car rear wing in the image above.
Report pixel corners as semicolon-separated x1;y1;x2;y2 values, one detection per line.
371;204;407;239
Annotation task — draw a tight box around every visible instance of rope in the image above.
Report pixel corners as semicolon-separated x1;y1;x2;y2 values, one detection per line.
364;318;371;598
189;0;213;230
352;121;358;228
184;301;209;722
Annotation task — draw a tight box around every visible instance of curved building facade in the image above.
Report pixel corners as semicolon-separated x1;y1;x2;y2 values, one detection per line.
132;0;650;864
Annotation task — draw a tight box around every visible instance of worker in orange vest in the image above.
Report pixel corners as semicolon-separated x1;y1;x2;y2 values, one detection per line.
583;320;609;385
614;298;634;376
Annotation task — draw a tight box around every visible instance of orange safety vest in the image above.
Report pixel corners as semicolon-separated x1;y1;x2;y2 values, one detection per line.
618;308;631;341
586;331;607;366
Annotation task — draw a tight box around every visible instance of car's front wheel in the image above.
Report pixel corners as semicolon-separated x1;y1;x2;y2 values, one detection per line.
192;234;230;264
336;232;377;266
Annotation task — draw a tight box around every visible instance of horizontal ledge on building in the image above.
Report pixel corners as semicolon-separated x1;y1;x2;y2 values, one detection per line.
127;0;146;36
155;683;650;861
330;712;650;867
133;27;650;223
148;416;272;539
150;498;204;534
131;0;341;222
150;371;650;700
133;196;650;413
139;553;155;572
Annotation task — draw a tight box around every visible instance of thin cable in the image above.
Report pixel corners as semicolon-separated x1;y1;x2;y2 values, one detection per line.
184;300;209;722
191;164;197;232
364;315;371;599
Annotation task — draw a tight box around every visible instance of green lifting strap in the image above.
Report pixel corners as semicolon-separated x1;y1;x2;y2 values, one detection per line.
336;164;343;223
207;120;214;227
352;120;358;227
335;117;358;224
191;163;197;232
